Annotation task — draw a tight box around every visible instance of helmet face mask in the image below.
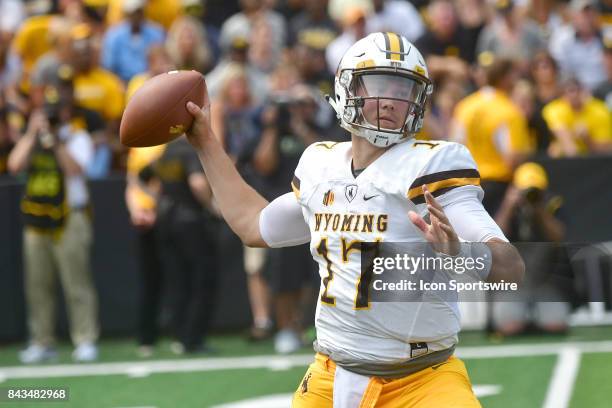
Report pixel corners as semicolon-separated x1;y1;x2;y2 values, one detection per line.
351;71;427;132
330;32;433;147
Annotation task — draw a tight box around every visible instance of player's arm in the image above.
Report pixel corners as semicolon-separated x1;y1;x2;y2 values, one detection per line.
185;101;269;246
185;101;311;248
408;142;524;284
409;187;524;284
481;239;524;284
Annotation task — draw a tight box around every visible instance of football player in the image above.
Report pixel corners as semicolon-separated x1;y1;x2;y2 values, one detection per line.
185;32;524;407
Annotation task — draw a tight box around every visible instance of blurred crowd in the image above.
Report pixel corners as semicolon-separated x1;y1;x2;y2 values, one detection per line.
1;0;611;363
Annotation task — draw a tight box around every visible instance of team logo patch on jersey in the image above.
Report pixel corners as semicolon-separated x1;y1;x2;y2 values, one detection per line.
323;190;335;206
345;184;358;202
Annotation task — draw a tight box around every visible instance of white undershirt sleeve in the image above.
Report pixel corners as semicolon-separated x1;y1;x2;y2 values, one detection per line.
259;192;311;248
441;187;508;243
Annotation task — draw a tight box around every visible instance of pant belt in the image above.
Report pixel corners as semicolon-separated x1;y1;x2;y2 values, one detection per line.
314;341;455;379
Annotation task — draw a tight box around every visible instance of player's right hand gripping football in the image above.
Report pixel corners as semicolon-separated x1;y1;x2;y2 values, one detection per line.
408;186;460;256
185;101;214;149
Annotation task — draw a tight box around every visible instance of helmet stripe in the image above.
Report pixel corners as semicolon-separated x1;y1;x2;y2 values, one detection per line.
384;32;404;61
397;34;405;61
388;32;401;61
382;32;391;60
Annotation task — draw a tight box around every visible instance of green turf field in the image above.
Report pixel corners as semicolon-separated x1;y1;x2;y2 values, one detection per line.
1;326;612;408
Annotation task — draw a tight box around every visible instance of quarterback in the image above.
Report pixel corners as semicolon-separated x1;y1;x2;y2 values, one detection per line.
185;32;524;407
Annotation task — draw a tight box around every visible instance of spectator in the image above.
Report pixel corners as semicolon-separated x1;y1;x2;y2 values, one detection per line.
549;0;606;91
152;136;218;354
294;36;334;99
326;6;369;73
493;162;570;335
219;0;286;63
542;77;612;157
529;50;561;107
525;51;561;153
211;66;273;341
12;1;96;93
287;0;338;49
30;20;80;107
421;79;466;141
455;0;488;32
524;0;565;43
81;0;110;37
165;15;213;74
512;79;553;154
124;45;173;357
257;84;324;353
496;162;565;245
366;0;425;42
106;0;181;30
0;0;24;93
249;14;280;73
206;35;269;104
101;0;165;83
10;5;59;93
476;0;546;70
8;83;98;364
0;25;20;96
593;36;612;109
415;0;482;84
61;0;88;22
70;25;125;173
451;58;533;216
71;25;125;124
181;0;221;64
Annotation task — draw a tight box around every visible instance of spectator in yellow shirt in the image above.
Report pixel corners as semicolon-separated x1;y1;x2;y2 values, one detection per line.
69;25;125;172
106;0;181;30
11;13;57;93
542;77;612;157
71;26;125;122
451;58;533;215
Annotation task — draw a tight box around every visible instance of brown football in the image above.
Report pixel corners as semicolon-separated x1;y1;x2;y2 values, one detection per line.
120;70;208;147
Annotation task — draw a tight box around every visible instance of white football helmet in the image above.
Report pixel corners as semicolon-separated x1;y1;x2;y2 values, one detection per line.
328;32;433;147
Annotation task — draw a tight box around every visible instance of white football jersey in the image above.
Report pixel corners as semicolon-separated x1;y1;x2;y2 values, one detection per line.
292;139;483;364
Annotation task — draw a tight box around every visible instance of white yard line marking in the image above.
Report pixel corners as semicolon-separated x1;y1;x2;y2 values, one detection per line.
0;340;609;382
472;385;502;398
0;354;314;381
542;347;582;408
112;406;157;408
456;340;612;359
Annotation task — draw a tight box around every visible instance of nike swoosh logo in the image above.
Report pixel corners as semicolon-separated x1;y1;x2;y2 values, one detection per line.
363;195;379;201
431;362;449;370
355;52;366;57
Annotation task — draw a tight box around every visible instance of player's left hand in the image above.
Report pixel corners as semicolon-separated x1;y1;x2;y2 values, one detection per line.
408;185;460;256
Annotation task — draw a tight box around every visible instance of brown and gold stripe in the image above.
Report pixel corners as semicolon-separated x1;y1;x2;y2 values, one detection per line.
382;32;404;61
408;169;480;205
323;190;335;206
291;175;301;199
